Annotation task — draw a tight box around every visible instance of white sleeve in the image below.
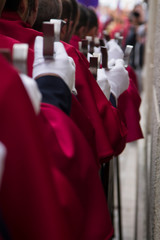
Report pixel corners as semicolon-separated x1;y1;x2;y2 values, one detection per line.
19;73;42;115
97;68;111;100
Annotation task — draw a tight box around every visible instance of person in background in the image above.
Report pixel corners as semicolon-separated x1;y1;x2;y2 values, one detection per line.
60;0;73;42
69;3;88;49
67;0;79;42
86;6;98;38
33;0;62;31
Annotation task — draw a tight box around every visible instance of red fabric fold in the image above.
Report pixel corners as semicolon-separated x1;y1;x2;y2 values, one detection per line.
70;94;98;163
127;65;138;90
40;102;114;240
118;78;143;142
69;34;81;50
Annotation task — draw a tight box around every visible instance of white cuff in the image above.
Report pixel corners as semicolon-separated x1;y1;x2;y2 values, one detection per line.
20;73;42;115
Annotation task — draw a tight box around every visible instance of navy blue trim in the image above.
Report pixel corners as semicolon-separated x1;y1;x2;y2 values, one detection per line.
0;211;11;240
36;75;72;115
109;93;117;108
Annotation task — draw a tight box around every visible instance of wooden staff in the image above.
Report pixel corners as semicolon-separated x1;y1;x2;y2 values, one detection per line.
42;22;54;59
81;39;88;58
100;39;105;47
101;46;109;71
85;36;94;54
89;57;98;81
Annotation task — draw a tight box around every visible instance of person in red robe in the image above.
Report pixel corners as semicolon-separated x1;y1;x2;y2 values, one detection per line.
33;35;114;239
0;54;74;240
69;3;88;50
107;39;143;142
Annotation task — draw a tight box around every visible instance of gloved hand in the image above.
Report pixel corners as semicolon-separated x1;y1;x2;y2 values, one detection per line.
0;142;7;189
105;59;129;99
94;46;101;53
107;39;124;61
97;68;111;100
33;36;76;93
20;73;42;114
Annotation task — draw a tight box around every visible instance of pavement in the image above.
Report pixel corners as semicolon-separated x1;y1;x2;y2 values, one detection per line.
112;91;146;240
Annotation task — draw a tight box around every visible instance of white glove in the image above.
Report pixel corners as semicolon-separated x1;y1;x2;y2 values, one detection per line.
105;59;129;99
20;73;42;115
33;36;76;93
0;142;7;189
107;39;124;61
97;68;111;100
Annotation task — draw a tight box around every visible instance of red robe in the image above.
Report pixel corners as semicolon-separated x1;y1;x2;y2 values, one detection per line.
0;11;41;50
40;103;114;240
118;78;143;142
70;94;98;161
0;55;73;240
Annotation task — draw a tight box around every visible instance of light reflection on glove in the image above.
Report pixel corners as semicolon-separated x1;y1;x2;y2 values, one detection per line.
105;59;129;99
97;68;111;100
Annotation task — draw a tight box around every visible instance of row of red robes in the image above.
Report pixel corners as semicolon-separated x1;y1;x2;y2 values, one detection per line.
0;12;114;240
69;33;143;143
